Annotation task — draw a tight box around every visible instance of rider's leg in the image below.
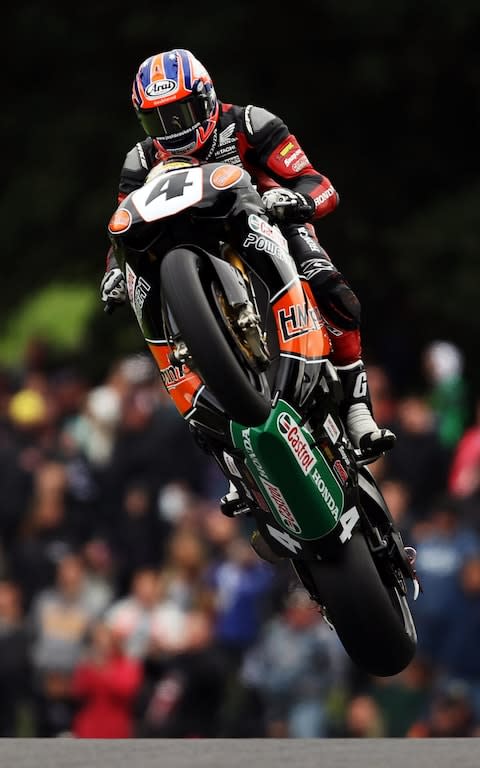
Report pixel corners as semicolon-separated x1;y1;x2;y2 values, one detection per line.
286;225;395;456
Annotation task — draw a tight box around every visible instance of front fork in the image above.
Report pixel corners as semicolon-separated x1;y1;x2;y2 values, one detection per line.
167;247;269;374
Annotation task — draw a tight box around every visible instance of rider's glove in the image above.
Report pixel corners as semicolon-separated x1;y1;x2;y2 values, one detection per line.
261;188;315;223
100;268;127;304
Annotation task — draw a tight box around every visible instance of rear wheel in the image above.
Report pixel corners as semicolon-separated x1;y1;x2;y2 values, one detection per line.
294;531;417;677
161;248;271;426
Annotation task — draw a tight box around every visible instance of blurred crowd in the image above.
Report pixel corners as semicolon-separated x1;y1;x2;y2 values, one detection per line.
1;335;480;739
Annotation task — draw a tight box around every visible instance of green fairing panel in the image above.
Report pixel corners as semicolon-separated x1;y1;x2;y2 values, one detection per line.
231;399;344;540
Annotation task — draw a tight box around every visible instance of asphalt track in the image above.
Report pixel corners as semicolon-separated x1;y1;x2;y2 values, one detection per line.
0;738;479;768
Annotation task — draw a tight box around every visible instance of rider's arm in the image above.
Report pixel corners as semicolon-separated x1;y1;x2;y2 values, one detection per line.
104;140;157;274
118;139;156;199
241;105;339;220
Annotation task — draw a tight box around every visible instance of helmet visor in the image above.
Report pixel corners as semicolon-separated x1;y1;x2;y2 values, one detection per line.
138;95;207;140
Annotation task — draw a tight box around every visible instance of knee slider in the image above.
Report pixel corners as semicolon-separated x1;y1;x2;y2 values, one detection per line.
316;277;361;331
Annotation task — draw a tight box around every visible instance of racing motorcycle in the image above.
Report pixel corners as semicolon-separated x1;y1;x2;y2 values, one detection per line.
107;156;420;677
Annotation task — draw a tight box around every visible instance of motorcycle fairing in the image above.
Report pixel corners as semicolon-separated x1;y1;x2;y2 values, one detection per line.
271;278;331;362
145;339;204;418
231;398;350;544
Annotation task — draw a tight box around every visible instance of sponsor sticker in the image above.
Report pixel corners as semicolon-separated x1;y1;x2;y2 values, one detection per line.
248;214;288;250
277;302;324;342
145;79;177;99
323;414;340;444
285;148;301;166
242;429;268;481
135;276;150;314
210;165;243;190
292;157;309;173
280;141;295;157
223;451;242;478
333;459;348;485
244;215;292;265
311;468;340;521
243;232;293;265
277;412;316;475
125;263;136;305
284;148;303;167
160;362;187;389
218;124;236;145
147;341;203;418
314;186;336;206
262;478;302;534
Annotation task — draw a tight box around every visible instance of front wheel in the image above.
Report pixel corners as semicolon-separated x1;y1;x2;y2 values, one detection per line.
294;532;417;677
161;248;271;426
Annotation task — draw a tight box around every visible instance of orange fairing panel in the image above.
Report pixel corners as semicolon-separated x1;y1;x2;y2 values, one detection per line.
272;279;331;360
147;341;203;417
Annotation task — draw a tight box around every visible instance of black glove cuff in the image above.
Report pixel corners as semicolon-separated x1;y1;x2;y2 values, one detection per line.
293;193;315;222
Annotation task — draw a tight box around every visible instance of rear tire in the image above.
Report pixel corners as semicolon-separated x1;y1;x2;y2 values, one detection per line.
161;248;271;426
294;531;417;677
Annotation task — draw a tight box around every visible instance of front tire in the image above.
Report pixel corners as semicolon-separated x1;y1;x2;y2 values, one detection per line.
161;248;271;426
294;532;417;677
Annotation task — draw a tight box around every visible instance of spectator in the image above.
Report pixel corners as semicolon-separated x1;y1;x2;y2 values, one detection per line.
0;580;31;736
407;679;476;737
366;363;398;427
135;605;224;738
385;395;451;517
370;656;433;736
4;338;480;739
29;552;102;735
448;398;480;502
341;694;386;738
105;567;162;660
98;375;214;528
159;528;210;612
209;536;275;665
66;384;122;469
109;482;166;594
423;340;469;450
379;477;414;539
30;552;103;675
241;588;347;737
9;461;78;608
81;538;115;617
410;495;480;663
436;556;480;720
71;621;143;738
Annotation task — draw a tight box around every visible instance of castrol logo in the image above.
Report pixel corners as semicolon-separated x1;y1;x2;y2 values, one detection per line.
277;412;316;476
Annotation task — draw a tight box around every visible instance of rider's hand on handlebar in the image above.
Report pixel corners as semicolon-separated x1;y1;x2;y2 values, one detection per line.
261;188;315;223
100;268;127;306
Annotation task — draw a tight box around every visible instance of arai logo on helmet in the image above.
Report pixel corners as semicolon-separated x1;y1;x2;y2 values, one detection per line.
145;79;177;99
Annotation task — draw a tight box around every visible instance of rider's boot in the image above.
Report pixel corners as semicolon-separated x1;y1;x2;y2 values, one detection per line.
336;360;396;459
220;483;282;563
220;480;251;518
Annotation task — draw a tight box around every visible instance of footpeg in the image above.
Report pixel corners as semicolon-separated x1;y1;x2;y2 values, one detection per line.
220;487;251;518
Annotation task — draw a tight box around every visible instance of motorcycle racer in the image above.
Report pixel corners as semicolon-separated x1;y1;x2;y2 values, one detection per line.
102;48;395;462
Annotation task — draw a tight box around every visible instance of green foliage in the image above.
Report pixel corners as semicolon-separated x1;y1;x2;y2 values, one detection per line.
0;283;97;366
